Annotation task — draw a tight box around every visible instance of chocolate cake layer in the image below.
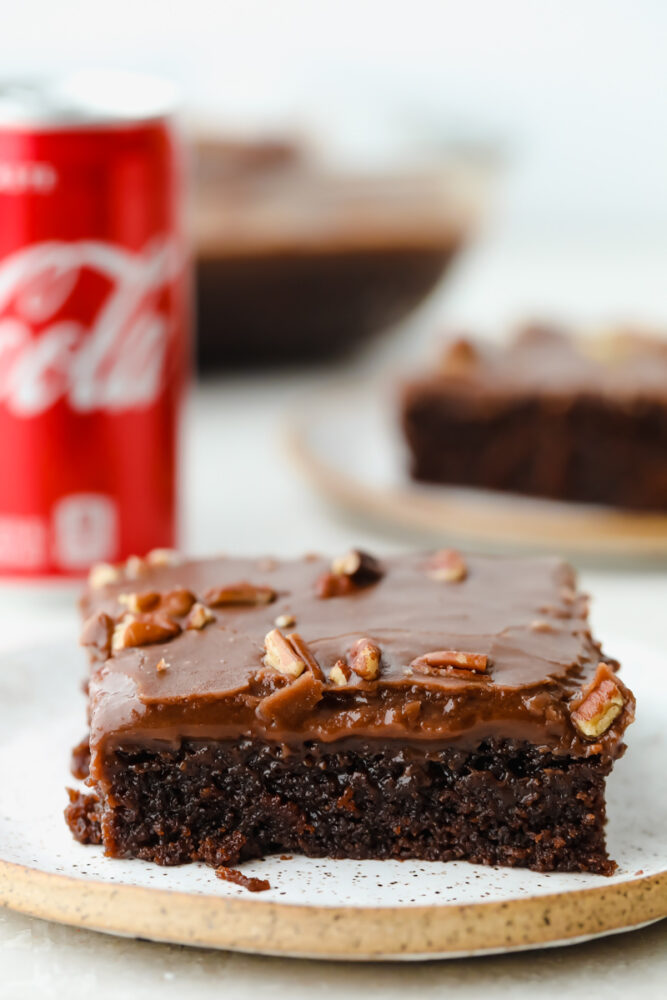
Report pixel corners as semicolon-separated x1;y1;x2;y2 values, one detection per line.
69;548;635;875
67;738;616;874
401;326;667;509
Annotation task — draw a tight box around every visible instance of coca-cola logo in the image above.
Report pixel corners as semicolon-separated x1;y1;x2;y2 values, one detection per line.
0;237;181;417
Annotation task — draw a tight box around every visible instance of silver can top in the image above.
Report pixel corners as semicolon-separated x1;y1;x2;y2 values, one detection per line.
0;71;179;128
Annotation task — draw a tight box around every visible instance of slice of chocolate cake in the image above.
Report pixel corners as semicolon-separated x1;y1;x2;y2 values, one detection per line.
67;548;634;875
401;326;667;509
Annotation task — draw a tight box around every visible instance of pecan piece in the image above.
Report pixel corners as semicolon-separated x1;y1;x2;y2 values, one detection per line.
349;638;381;680
186;602;215;630
329;660;351;686
410;649;488;674
125;555;148;580
206;582;276;607
315;572;357;599
331;549;383;584
286;632;324;680
112;613;181;651
161;588;196;617
427;549;467;583
570;663;625;739
263;628;305;678
88;562;120;589
274;612;296;629
440;337;479;374
147;548;181;566
80;611;114;659
118;590;160;614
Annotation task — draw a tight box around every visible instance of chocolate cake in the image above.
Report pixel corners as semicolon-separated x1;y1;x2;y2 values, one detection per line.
67;548;635;875
401;326;667;509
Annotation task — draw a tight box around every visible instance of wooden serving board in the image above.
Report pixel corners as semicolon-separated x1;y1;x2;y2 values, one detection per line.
0;639;665;960
286;385;667;560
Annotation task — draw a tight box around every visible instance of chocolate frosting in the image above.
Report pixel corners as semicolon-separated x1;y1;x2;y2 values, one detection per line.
81;551;634;774
403;326;667;407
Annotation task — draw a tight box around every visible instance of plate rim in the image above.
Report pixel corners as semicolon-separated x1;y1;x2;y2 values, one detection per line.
1;857;665;959
284;386;667;558
1;636;666;960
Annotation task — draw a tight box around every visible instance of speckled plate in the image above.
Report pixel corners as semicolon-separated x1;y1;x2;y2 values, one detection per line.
0;638;665;961
286;386;667;560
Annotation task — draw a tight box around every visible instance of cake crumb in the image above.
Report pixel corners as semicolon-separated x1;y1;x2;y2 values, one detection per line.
215;865;271;892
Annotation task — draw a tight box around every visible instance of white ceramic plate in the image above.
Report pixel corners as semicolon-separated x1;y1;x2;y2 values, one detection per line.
286;385;667;560
0;639;665;960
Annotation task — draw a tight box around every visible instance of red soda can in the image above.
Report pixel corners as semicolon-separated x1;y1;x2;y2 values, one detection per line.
0;72;189;577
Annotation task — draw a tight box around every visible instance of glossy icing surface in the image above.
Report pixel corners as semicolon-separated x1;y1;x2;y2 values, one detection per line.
81;552;634;763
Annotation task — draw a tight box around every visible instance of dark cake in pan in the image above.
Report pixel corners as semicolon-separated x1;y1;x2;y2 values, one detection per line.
401;326;667;509
67;548;635;875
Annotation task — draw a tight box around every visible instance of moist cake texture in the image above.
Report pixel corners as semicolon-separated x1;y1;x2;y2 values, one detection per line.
67;548;635;875
402;326;667;509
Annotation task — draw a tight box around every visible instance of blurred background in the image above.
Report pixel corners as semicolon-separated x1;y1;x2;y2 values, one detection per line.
0;0;666;585
4;0;666;356
4;0;667;237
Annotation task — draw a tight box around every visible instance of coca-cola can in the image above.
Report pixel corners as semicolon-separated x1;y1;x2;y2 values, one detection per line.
0;72;189;578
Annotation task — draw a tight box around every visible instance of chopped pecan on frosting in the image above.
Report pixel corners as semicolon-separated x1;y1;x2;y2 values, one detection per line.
125;555;149;580
330;549;383;584
329;659;351;686
348;638;382;680
440;336;479;374
426;549;467;583
80;611;114;658
315;571;357;599
316;548;383;599
146;548;181;567
530;619;555;633
410;649;488;674
118;590;161;614
274;612;296;629
111;613;181;651
118;588;196;618
88;551;179;590
205;582;276;607
186;603;215;630
286;632;324;681
570;662;626;739
88;562;121;589
263;629;325;681
263;628;305;678
161;588;197;617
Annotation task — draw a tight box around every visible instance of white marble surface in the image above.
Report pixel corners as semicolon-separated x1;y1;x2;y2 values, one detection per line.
0;232;665;994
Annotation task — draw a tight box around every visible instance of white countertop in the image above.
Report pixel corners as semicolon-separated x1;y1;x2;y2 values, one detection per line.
0;232;665;996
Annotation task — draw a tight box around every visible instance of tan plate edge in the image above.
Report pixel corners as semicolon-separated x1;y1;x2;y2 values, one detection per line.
284;413;667;558
0;858;665;959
